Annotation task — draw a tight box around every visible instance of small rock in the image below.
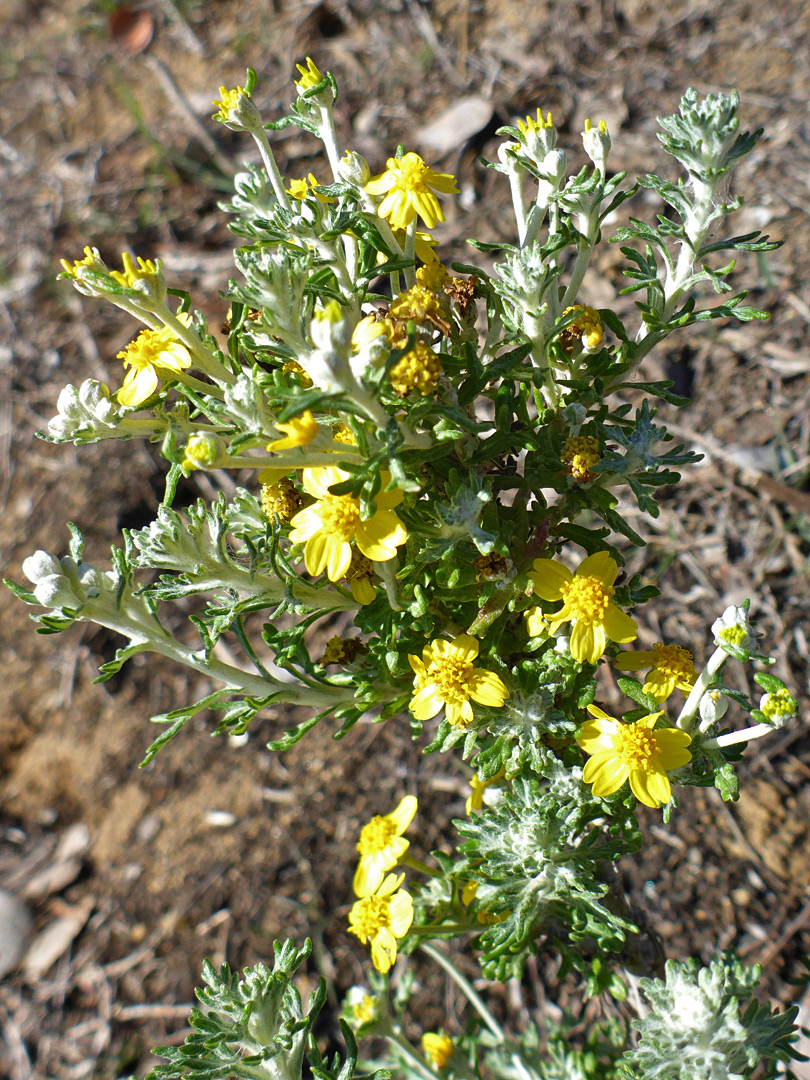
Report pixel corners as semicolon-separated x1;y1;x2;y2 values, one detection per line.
0;889;33;978
205;810;237;828
136;814;162;843
419;96;493;155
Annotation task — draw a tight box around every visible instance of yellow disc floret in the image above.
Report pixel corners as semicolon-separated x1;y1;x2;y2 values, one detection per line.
559;305;603;354
260;477;303;524
389;342;442;396
561;435;601;482
614;642;697;702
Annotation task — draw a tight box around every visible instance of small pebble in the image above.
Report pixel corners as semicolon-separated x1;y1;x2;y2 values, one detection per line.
205;810;237;828
0;889;33;978
136;814;162;843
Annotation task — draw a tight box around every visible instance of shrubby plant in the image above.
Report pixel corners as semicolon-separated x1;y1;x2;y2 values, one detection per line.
7;60;805;1078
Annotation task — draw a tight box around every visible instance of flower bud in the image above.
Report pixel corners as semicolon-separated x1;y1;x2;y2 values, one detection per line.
711;604;755;652
582;118;611;176
759;689;798;725
182;432;228;471
699;689;728;725
540;149;567;186
339;150;371;187
311;299;352;352
33;575;78;609
109;253;167;310
22;550;63;583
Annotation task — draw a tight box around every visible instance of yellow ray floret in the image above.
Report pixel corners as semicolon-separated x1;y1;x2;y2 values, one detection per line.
365;152;459;230
353;795;418;898
408;634;509;729
576;704;692;808
288;467;407;582
528;550;638;664
347;872;413;973
266;410;319;452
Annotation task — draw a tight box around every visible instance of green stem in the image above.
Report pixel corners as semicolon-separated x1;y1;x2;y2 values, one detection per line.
676;646;727;734
157;306;236;385
383;1031;439;1080
251;127;292;211
222;449;362;470
403;218;417;288
173;372;226;400
318;103;342;180
419;941;504;1042
702;723;774;751
400;854;439;877
561;234;595;310
409;923;477;936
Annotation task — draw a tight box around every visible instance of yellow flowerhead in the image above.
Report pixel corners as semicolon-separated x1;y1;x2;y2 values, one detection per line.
408;634;510;729
517;108;554;136
559;305;603;354
577;704;692;808
365;152;459;230
391;227;439;264
182;432;227;471
614;642;697;702
422;1032;454;1070
343;987;379;1030
295;57;324;91
288;467;407;581
351;314;389;352
59;245;105;278
286;172;334;204
389;342;442;397
348;872;413;974
461;880;508;924
332;423;357;445
561;434;601;482
266;410;319;452
282;360;314;388
353;795;418;897
529;550;638;664
345;551;376;606
390;285;443;324
115;314;193;407
109;252;162;291
212;84;243;118
260;477;303;524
